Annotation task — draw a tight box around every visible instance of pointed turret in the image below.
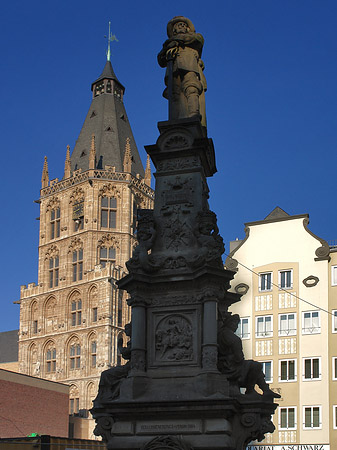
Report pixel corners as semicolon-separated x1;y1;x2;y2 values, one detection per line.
64;145;71;178
70;60;144;177
123;138;132;173
144;154;151;187
89;134;96;170
41;156;49;188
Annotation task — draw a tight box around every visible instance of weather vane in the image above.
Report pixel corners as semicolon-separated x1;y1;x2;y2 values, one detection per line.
105;21;118;61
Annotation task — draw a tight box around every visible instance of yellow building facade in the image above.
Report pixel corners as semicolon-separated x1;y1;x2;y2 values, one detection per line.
226;207;334;449
17;59;154;438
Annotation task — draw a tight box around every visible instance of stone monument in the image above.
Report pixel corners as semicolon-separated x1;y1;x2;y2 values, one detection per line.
92;16;279;450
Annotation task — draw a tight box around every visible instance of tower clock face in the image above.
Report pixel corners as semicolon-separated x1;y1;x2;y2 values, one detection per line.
73;202;84;219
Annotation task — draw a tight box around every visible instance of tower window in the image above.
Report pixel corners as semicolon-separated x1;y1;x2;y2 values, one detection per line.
71;300;82;326
46;347;56;373
100;196;117;228
91;341;97;368
49;256;59;288
70;344;81;369
106;80;112;93
50;208;60;239
99;247;116;268
72;249;83;282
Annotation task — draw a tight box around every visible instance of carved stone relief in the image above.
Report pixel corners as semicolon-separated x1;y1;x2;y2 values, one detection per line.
155;314;193;362
99;184;121;198
69;187;85;205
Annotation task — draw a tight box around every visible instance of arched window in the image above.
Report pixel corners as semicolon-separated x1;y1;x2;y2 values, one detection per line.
89;286;98;323
71;299;82;326
87;382;96;416
91;341;97;368
72;249;83;282
100;196;117;229
70;343;81;370
69;385;80;414
49;256;59;288
99;246;116;267
30;301;38;335
45;342;56;373
50;207;60;239
29;343;41;376
45;297;57;333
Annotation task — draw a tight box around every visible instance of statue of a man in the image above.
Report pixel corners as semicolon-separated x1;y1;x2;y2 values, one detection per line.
158;16;207;127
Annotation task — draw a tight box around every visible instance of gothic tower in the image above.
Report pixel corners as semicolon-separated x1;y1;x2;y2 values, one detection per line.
17;57;154;438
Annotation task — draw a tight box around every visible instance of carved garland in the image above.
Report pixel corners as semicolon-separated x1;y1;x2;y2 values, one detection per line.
98;184;121;198
69;187;85;205
98;234;120;249
68;237;83;253
44;244;59;260
46;196;60;212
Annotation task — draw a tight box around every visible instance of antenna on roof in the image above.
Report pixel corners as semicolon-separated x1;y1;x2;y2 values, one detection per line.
105;21;119;62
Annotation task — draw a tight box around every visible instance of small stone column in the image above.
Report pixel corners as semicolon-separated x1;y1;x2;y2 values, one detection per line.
129;296;147;374
202;290;219;372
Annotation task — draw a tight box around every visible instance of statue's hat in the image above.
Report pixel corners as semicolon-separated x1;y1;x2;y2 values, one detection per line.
167;16;195;37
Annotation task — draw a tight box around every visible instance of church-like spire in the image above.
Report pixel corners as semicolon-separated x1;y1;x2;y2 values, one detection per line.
145;154;151;187
89;134;96;170
64;145;71;179
70;57;145;178
41;156;49;188
123;138;132;172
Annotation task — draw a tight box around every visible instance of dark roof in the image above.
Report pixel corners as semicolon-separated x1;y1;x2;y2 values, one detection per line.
0;330;19;363
91;60;125;92
70;62;144;177
264;206;289;221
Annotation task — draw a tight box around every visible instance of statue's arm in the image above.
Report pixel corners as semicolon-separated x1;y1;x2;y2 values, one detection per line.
158;39;179;67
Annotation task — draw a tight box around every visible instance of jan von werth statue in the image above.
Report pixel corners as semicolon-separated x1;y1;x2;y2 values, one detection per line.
158;16;207;127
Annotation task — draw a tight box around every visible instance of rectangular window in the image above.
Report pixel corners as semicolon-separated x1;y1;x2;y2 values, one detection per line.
259;272;272;292
260;361;272;383
303;357;321;380
332;265;337;286
279;407;296;430
256;315;273;338
69;398;79;415
101;197;117;229
50;208;60;239
279;313;296;336
332;310;337;333
279;269;293;289
236;317;250;339
91;341;97;368
33;320;38;334
92;307;98;323
72;249;83;282
70;344;81;369
302;311;320;334
279;359;296;382
49;256;59;288
303;406;321;429
99;246;116;268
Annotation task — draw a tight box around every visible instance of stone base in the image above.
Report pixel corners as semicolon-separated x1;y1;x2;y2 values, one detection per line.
93;395;276;450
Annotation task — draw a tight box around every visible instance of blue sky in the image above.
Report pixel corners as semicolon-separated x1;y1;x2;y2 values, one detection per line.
1;1;337;331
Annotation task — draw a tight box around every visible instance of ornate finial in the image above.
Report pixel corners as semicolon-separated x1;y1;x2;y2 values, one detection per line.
145;154;151;187
89;134;96;170
123;137;132;173
105;22;119;62
41;156;49;188
64;145;71;179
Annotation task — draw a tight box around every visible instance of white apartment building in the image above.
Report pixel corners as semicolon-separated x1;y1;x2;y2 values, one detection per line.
226;207;334;449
